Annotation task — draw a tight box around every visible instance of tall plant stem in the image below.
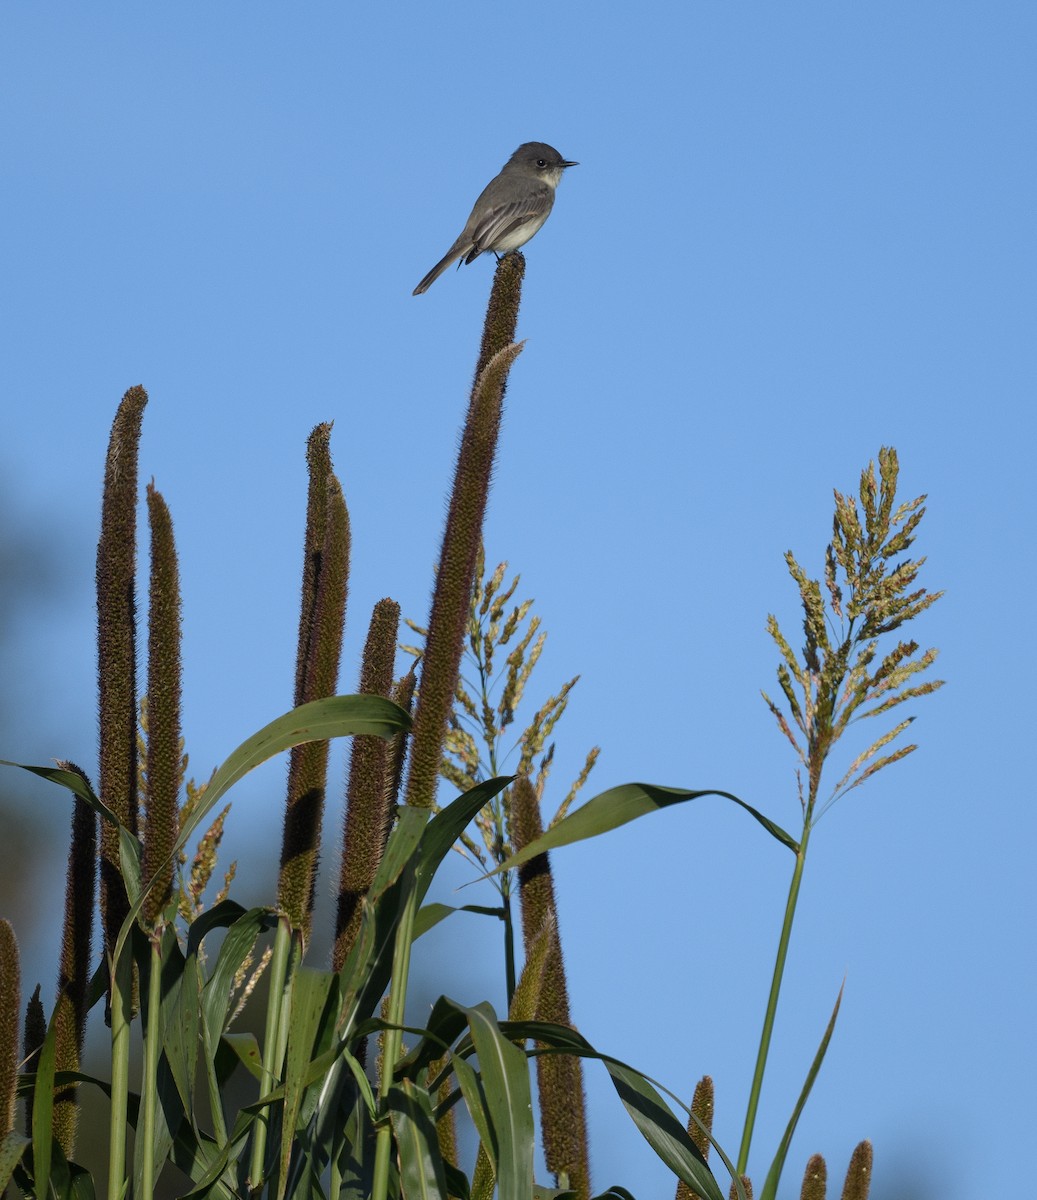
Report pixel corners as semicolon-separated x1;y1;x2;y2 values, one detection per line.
106;944;134;1200
249;916;293;1193
737;819;812;1175
139;934;163;1200
502;883;516;1010
371;883;420;1200
480;683;517;1008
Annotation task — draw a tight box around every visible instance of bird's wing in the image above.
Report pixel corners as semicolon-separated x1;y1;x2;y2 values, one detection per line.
467;186;553;255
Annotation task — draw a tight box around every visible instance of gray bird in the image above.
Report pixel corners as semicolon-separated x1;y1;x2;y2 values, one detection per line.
412;142;578;295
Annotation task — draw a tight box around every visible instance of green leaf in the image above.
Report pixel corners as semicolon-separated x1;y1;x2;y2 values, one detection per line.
160;934;198;1117
443;1161;471;1200
605;1063;726;1200
488;783;798;877
43;1137;74;1200
758;984;844;1200
201;906;277;1042
0;1132;30;1192
330;1082;378;1200
220;1032;264;1083
335;781;511;1046
119;826;143;906
185;899;251;957
414;902;504;940
464;1002;534;1200
452;1052;495;1167
498;1022;735;1200
278;970;339;1200
0;763;117;826
195;907;274;1154
368;805;431;903
177;1106;257;1199
176;696;409;863
30;1008;58;1199
395;995;472;1080
388;1079;450;1200
414;778;513;903
68;1161;98;1200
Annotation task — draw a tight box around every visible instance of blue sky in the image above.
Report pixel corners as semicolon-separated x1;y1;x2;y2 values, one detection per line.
2;5;1034;1198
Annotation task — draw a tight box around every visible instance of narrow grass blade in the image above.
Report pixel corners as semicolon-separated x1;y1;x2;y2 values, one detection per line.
68;1161;98;1200
452;1053;495;1171
758;983;844;1200
0;763;119;827
414;778;512;903
332;1082;378;1200
30;1012;58;1199
335;782;510;1047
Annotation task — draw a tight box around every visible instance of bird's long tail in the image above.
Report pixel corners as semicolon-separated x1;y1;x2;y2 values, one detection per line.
412;242;472;295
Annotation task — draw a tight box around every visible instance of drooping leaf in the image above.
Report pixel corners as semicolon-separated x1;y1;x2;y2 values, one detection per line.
414;903;504;940
5;696;410;979
486;783;797;878
605;1062;727;1200
499;1021;736;1200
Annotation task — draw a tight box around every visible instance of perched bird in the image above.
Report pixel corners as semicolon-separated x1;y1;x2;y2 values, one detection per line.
412;142;578;295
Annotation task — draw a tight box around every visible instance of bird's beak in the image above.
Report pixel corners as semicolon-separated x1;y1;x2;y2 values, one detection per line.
562;160;579;169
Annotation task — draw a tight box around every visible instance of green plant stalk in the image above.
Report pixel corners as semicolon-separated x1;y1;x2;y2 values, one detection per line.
370;883;420;1200
502;881;517;1009
478;668;518;1008
736;820;811;1176
249;916;293;1193
139;934;163;1200
106;943;135;1200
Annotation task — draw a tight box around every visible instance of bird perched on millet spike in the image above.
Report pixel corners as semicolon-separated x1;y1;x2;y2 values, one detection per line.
412;141;578;295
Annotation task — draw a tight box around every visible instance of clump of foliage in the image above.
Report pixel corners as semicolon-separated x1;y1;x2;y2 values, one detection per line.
0;257;941;1200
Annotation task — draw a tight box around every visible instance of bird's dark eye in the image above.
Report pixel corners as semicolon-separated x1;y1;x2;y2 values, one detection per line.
536;158;547;167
